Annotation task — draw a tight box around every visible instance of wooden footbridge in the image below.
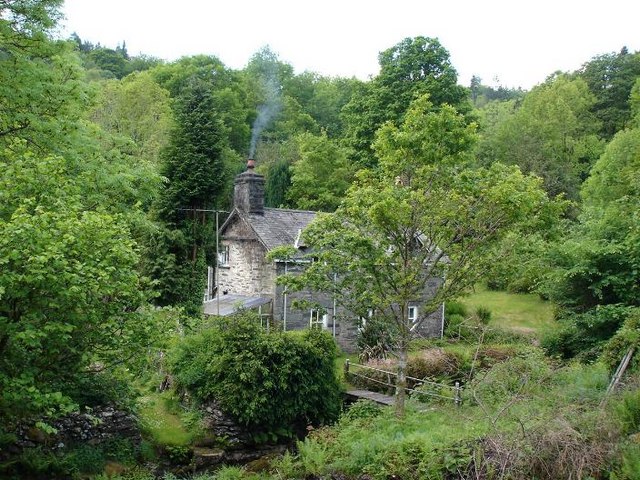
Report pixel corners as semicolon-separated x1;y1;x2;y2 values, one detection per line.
345;389;396;406
343;359;462;407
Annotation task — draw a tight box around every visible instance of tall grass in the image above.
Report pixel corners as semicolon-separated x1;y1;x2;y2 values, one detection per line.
137;391;200;447
285;357;629;480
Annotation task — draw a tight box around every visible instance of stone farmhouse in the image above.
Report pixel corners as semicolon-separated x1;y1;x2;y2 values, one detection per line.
205;160;444;352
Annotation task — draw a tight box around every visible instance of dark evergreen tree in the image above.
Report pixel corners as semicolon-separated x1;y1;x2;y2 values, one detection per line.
578;47;640;139
153;77;229;314
265;158;291;208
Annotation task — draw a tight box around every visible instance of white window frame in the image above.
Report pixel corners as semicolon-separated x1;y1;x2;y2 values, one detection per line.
218;245;230;267
310;309;328;329
408;305;418;324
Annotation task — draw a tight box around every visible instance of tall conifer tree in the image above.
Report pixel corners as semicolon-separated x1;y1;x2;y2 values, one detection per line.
154;77;228;314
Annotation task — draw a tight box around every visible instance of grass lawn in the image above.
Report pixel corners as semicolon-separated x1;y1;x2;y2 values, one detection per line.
458;284;556;334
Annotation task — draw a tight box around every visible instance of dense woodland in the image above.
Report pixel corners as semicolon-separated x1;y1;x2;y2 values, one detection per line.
1;1;640;479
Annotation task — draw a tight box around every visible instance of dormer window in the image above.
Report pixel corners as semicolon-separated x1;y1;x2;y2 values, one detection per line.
294;228;306;249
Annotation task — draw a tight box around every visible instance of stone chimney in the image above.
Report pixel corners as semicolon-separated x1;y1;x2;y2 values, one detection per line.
233;158;264;214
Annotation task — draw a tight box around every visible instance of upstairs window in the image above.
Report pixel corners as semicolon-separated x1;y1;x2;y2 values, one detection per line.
218;245;230;267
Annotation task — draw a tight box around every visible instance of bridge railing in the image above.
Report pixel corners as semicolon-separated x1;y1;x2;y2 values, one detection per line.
344;359;462;406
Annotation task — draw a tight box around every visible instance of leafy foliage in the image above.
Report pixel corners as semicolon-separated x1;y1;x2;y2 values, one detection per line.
287;132;353;211
541;304;634;361
0;155;156;422
281;94;558;416
342;36;470;167
543;120;640;314
89;72;173;165
0;1;167;433
602;309;640;372
170;312;342;440
477;74;603;200
0;35;89;152
578;47;640;139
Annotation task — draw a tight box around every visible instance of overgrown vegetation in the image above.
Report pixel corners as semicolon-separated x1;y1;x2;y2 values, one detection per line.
170;312;343;442
2;0;640;477
260;359;634;480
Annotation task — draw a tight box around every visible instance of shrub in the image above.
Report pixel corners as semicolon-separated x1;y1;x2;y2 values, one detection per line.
357;315;396;361
445;301;468;317
476;345;517;368
475;306;492;325
212;466;246;480
552;362;609;405
170;311;342;441
602;309;640;372
407;349;461;380
483;326;533;344
613;388;640;435
542;304;634;361
470;350;552;407
444;313;466;338
65;444;106;475
270;450;299;479
1;438;141;479
342;400;382;422
65;370;137;412
613;443;640;480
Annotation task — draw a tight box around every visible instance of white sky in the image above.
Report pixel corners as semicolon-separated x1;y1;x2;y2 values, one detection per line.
60;0;640;90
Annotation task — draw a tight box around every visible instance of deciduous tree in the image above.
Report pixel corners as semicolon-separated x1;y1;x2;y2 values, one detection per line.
578;48;640;139
279;96;556;416
89;72;173;165
479;75;603;200
0;151;158;425
287;132;353;212
341;37;470;167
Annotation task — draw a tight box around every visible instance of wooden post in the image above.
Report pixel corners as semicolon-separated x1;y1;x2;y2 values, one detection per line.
344;359;350;378
454;381;462;407
601;347;635;407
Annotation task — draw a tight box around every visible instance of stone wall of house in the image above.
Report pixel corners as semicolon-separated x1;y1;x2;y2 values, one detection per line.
272;262;444;353
217;219;444;353
218;219;276;298
413;277;445;339
271;261;356;351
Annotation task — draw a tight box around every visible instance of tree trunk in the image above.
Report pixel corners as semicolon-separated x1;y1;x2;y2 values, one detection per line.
395;340;408;418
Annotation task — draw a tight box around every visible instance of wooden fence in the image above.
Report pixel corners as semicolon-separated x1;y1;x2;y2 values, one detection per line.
344;359;462;406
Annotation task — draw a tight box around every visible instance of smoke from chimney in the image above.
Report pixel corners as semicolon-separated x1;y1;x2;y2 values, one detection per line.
248;73;281;158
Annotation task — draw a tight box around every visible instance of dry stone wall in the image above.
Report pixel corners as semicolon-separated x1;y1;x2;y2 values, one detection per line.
6;405;140;457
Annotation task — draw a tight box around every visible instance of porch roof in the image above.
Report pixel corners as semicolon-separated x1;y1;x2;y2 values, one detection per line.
203;294;272;316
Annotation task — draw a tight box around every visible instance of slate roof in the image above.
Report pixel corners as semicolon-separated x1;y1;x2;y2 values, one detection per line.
222;207;316;251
